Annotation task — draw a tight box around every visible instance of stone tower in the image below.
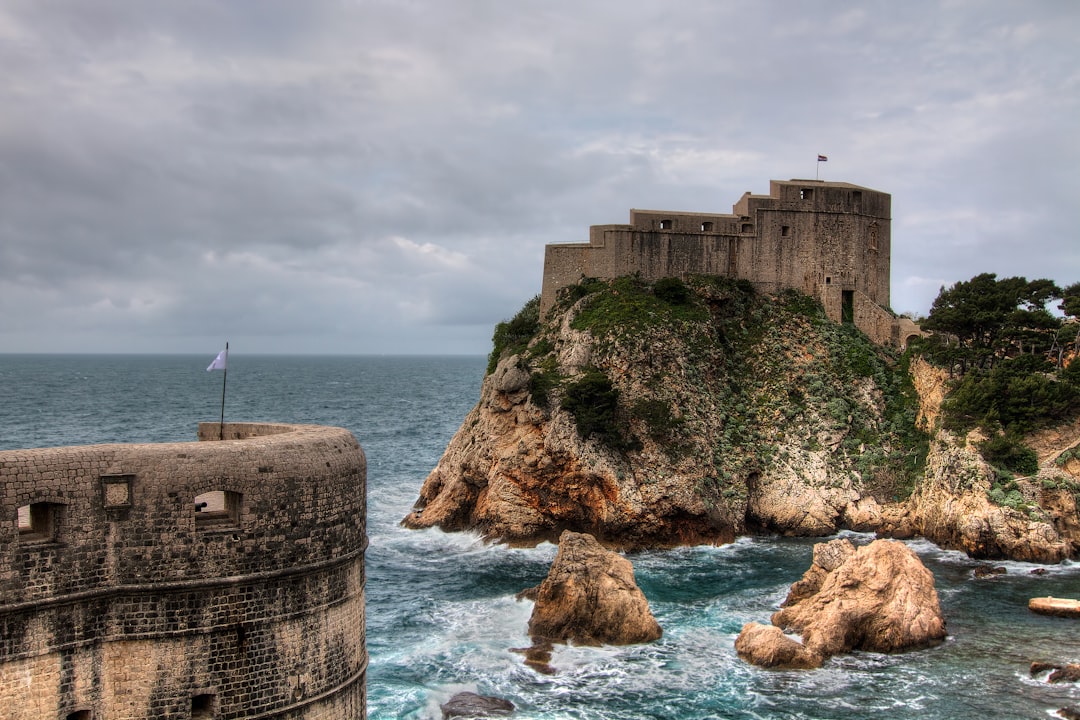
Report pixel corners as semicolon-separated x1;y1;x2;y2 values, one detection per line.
541;179;910;346
0;422;367;720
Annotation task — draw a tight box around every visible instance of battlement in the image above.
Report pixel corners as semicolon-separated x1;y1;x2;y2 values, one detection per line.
0;422;367;720
541;178;905;346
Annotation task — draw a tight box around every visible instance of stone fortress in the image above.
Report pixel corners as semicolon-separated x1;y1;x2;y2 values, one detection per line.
0;422;367;720
541;178;921;348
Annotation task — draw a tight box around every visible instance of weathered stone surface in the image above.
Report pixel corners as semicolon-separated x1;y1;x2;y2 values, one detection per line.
524;531;661;646
972;565;1007;579
0;423;369;720
906;430;1071;564
1029;597;1080;618
403;276;1080;562
734;622;822;669
780;538;856;608
772;539;947;657
440;691;515;718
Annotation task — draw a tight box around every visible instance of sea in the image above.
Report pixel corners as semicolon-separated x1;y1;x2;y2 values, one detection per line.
1;353;1078;720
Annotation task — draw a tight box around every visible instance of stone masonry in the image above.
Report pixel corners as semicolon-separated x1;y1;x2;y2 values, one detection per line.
0;422;367;720
541;178;921;348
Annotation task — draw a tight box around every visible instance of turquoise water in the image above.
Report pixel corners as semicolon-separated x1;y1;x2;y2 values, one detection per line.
1;354;1078;719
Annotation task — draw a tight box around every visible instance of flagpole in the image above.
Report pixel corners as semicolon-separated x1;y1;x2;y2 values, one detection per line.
219;341;228;440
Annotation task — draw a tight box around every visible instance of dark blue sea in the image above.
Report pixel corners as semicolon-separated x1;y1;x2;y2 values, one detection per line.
1;354;1078;719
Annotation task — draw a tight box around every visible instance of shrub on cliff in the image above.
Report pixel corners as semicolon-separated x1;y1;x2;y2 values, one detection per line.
561;368;625;447
488;295;540;375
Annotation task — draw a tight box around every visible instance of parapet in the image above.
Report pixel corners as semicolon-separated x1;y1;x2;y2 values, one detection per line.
0;422;368;720
540;177;898;347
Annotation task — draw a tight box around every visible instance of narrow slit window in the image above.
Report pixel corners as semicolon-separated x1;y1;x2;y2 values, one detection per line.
781;226;790;237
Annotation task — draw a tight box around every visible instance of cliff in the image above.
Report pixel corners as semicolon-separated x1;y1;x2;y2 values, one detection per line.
403;276;1080;560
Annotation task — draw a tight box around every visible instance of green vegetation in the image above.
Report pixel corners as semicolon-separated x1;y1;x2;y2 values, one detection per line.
913;273;1080;509
487;295;540;375
560;367;624;447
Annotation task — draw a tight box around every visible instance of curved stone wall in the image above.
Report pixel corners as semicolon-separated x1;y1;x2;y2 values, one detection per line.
0;422;367;720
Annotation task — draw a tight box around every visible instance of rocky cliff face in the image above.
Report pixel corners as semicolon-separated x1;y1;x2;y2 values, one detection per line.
403;276;1080;560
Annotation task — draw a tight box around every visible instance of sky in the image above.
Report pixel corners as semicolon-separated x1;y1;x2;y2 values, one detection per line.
0;1;1077;355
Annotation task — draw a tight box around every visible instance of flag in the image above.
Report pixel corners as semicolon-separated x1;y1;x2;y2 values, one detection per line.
207;350;227;372
817;154;828;162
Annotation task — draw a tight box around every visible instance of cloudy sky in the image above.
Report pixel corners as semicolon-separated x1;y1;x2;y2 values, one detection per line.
1;1;1077;355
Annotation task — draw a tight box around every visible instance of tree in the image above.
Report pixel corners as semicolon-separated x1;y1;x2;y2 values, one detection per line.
921;273;1062;373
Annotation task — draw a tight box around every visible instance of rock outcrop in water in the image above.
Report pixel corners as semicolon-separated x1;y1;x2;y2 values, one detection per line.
734;622;823;669
771;538;947;656
403;277;1080;561
737;538;946;668
519;531;661;647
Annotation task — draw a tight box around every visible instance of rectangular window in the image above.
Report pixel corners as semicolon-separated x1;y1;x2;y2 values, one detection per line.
191;694;215;719
800;188;813;201
194;491;242;530
781;226;790;237
18;502;62;543
700;221;714;232
741;223;753;233
659;219;673;230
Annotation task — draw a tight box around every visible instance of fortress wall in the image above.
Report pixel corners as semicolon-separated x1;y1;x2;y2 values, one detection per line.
539;179;899;347
0;423;367;720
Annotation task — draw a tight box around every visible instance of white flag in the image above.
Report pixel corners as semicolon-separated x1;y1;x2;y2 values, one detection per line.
207;350;227;371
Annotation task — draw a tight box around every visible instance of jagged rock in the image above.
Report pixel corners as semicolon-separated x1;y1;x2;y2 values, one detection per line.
906;433;1071;563
1029;597;1080;618
972;564;1007;578
780;538;856;607
440;691;515;718
734;622;822;669
1058;708;1080;720
1051;665;1080;683
523;531;661;646
771;539;946;657
402;279;1080;562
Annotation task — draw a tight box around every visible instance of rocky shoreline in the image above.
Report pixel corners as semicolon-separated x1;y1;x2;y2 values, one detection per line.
403;279;1080;563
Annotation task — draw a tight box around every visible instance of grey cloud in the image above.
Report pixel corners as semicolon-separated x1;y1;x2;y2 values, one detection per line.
0;0;1077;353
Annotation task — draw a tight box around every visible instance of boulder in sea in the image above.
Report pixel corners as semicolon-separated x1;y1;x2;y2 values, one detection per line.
734;622;822;669
440;691;515;718
973;564;1007;578
1029;596;1080;618
770;538;947;658
522;530;662;647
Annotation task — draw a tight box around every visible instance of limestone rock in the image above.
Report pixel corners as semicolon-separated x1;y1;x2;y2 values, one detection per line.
440;691;515;718
523;531;661;646
906;433;1071;563
734;622;822;669
780;538;856;607
772;539;946;657
401;277;1080;562
1029;597;1080;618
